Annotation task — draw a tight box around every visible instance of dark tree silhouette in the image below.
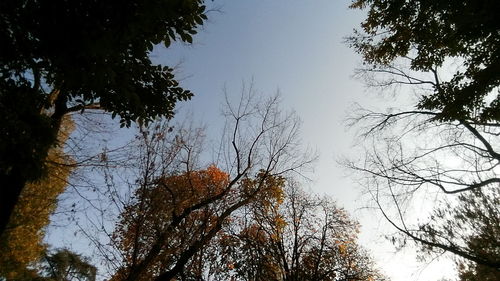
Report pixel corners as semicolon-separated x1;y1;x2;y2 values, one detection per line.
0;117;75;280
346;0;500;274
349;0;500;122
0;0;208;235
40;249;97;281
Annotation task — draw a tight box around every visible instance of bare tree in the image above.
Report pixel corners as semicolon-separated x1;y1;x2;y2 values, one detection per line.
344;59;500;271
69;85;314;281
346;1;500;274
207;182;387;281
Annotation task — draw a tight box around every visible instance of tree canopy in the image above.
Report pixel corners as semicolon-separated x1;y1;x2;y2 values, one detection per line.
347;0;500;277
0;0;208;236
112;167;287;281
39;249;97;281
111;168;386;281
209;184;386;281
349;0;500;122
1;0;204;124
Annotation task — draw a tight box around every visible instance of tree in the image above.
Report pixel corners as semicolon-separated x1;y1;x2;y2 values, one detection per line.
346;0;500;275
82;90;313;281
426;189;500;277
0;116;75;280
344;106;500;273
38;249;97;281
112;167;287;281
209;183;386;281
370;177;500;275
0;0;208;235
348;0;500;122
112;166;233;281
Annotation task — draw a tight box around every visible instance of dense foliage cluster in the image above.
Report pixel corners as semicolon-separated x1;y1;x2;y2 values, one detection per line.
111;167;290;281
0;0;207;235
349;0;500;122
112;166;232;281
112;169;384;281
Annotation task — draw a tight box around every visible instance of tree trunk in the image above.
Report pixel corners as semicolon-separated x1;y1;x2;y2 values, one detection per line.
0;173;25;235
0;89;65;236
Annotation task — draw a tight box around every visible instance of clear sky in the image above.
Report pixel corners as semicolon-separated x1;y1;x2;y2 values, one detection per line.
47;1;456;280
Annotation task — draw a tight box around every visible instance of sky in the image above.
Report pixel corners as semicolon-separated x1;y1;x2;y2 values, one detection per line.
47;1;456;280
153;0;370;201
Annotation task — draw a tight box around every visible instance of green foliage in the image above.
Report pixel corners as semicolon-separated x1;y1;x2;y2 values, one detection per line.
1;0;206;125
0;0;207;235
39;249;97;281
349;0;500;122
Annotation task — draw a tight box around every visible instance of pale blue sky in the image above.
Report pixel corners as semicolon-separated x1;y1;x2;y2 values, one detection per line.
47;1;456;280
152;0;368;201
151;1;456;280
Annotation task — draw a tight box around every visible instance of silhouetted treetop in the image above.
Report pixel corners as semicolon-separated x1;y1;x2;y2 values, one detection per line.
41;249;97;281
349;0;500;122
1;0;207;125
0;0;208;236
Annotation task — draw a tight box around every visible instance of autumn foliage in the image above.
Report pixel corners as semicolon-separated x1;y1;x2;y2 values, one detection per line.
0;116;75;279
111;165;290;281
111;166;231;281
207;184;386;281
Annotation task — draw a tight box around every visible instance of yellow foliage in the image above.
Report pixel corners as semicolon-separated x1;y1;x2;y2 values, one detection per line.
155;165;230;214
0;116;75;279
